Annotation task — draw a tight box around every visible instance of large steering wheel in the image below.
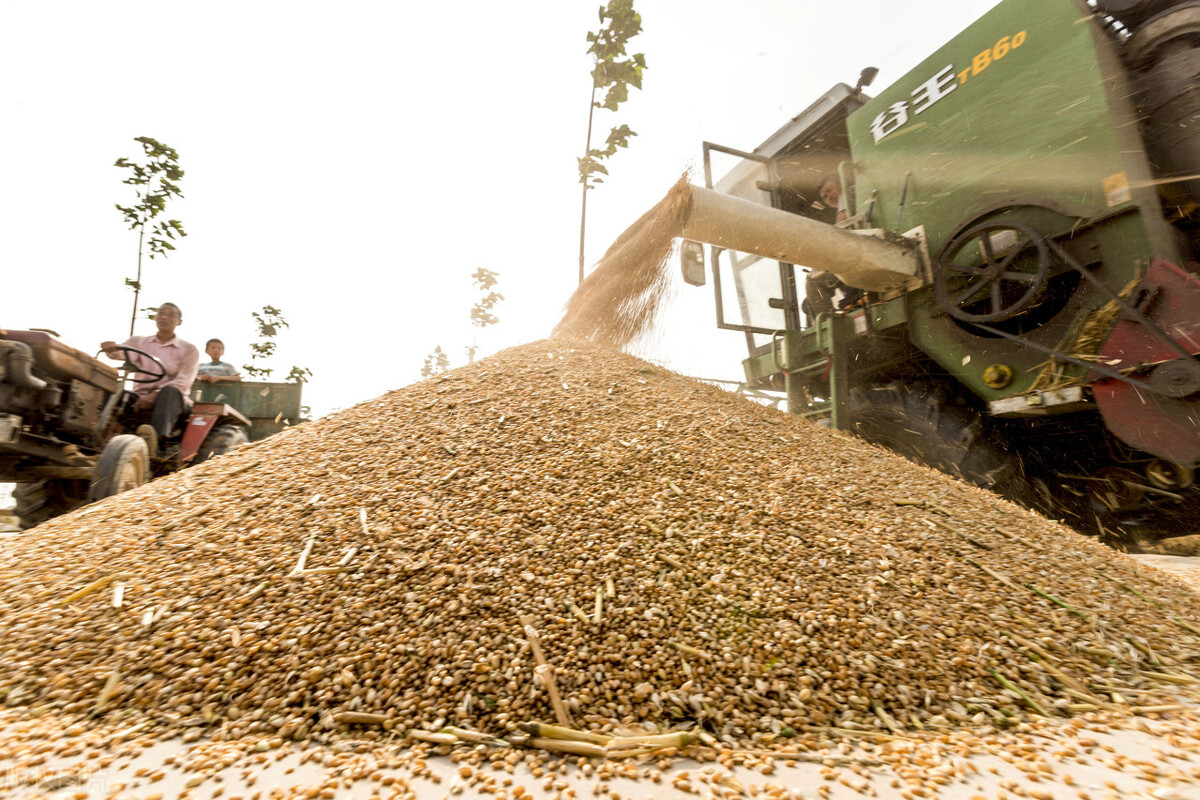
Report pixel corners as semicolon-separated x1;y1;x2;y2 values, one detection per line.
101;345;167;384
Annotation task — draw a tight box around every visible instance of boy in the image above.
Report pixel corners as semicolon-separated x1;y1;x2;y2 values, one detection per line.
196;338;242;384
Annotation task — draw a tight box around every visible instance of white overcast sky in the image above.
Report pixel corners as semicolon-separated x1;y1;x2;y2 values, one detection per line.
1;0;1001;417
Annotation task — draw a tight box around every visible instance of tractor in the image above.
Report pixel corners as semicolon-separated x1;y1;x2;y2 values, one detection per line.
0;328;303;529
679;0;1200;543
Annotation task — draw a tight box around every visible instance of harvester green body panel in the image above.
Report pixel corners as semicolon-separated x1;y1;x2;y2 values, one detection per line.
849;0;1157;236
844;0;1173;400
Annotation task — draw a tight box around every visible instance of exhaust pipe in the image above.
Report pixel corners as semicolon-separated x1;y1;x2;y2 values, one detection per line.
1;340;48;391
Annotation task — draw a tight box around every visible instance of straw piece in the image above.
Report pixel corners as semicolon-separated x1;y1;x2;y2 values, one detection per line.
606;731;692;749
527;737;608;758
565;600;591;625
656;553;684;570
518;614;574;728
290;532;317;575
228;459;262;477
535;664;574;729
989;669;1051;717
519;723;610;745
668;641;713;660
408;730;458;745
442;726;507;746
161;504;213;532
57;574;120;605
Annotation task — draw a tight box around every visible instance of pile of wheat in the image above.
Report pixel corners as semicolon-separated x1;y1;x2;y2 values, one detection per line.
1;340;1196;748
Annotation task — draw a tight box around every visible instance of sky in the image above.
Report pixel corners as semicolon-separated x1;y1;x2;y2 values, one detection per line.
1;0;1003;419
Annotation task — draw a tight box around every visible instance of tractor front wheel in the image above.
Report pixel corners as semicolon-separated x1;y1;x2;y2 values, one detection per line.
88;434;150;503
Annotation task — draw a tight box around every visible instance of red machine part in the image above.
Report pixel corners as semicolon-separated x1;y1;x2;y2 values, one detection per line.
1090;258;1200;467
179;402;251;462
179;412;218;462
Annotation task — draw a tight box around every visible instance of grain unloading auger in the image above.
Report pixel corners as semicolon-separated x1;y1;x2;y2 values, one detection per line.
677;0;1200;545
678;185;922;293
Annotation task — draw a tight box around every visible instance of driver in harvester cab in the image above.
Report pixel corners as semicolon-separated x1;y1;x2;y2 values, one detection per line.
817;174;848;224
100;302;199;456
802;176;863;325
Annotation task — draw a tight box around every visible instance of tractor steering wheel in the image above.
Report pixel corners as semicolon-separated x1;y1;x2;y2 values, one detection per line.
101;345;168;384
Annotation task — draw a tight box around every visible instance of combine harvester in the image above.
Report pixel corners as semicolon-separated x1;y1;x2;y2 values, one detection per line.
673;0;1200;543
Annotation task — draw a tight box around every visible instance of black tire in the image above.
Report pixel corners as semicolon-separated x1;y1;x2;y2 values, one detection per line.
88;434;149;502
197;424;250;463
846;382;1030;503
13;479;89;530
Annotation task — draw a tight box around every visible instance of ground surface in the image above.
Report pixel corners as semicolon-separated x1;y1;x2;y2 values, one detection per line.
1;707;1198;799
1137;555;1200;593
0;553;1195;799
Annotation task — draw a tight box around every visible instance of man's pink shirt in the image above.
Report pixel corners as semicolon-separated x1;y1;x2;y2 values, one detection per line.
121;334;200;403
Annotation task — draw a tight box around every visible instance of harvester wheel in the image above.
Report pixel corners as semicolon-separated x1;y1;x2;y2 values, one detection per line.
88;434;149;503
846;382;1028;501
196;424;250;463
13;479;88;530
1125;5;1200;69
935;220;1051;322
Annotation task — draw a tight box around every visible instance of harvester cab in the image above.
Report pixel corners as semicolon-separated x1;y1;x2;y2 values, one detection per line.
682;0;1200;543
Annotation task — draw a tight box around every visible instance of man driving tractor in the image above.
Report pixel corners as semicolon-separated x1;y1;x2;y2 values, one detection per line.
100;302;199;455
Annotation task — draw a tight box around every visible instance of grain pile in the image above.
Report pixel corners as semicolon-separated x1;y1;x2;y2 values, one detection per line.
1;340;1198;750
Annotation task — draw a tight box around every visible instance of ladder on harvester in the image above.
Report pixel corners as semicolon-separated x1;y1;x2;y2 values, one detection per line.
772;312;850;429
